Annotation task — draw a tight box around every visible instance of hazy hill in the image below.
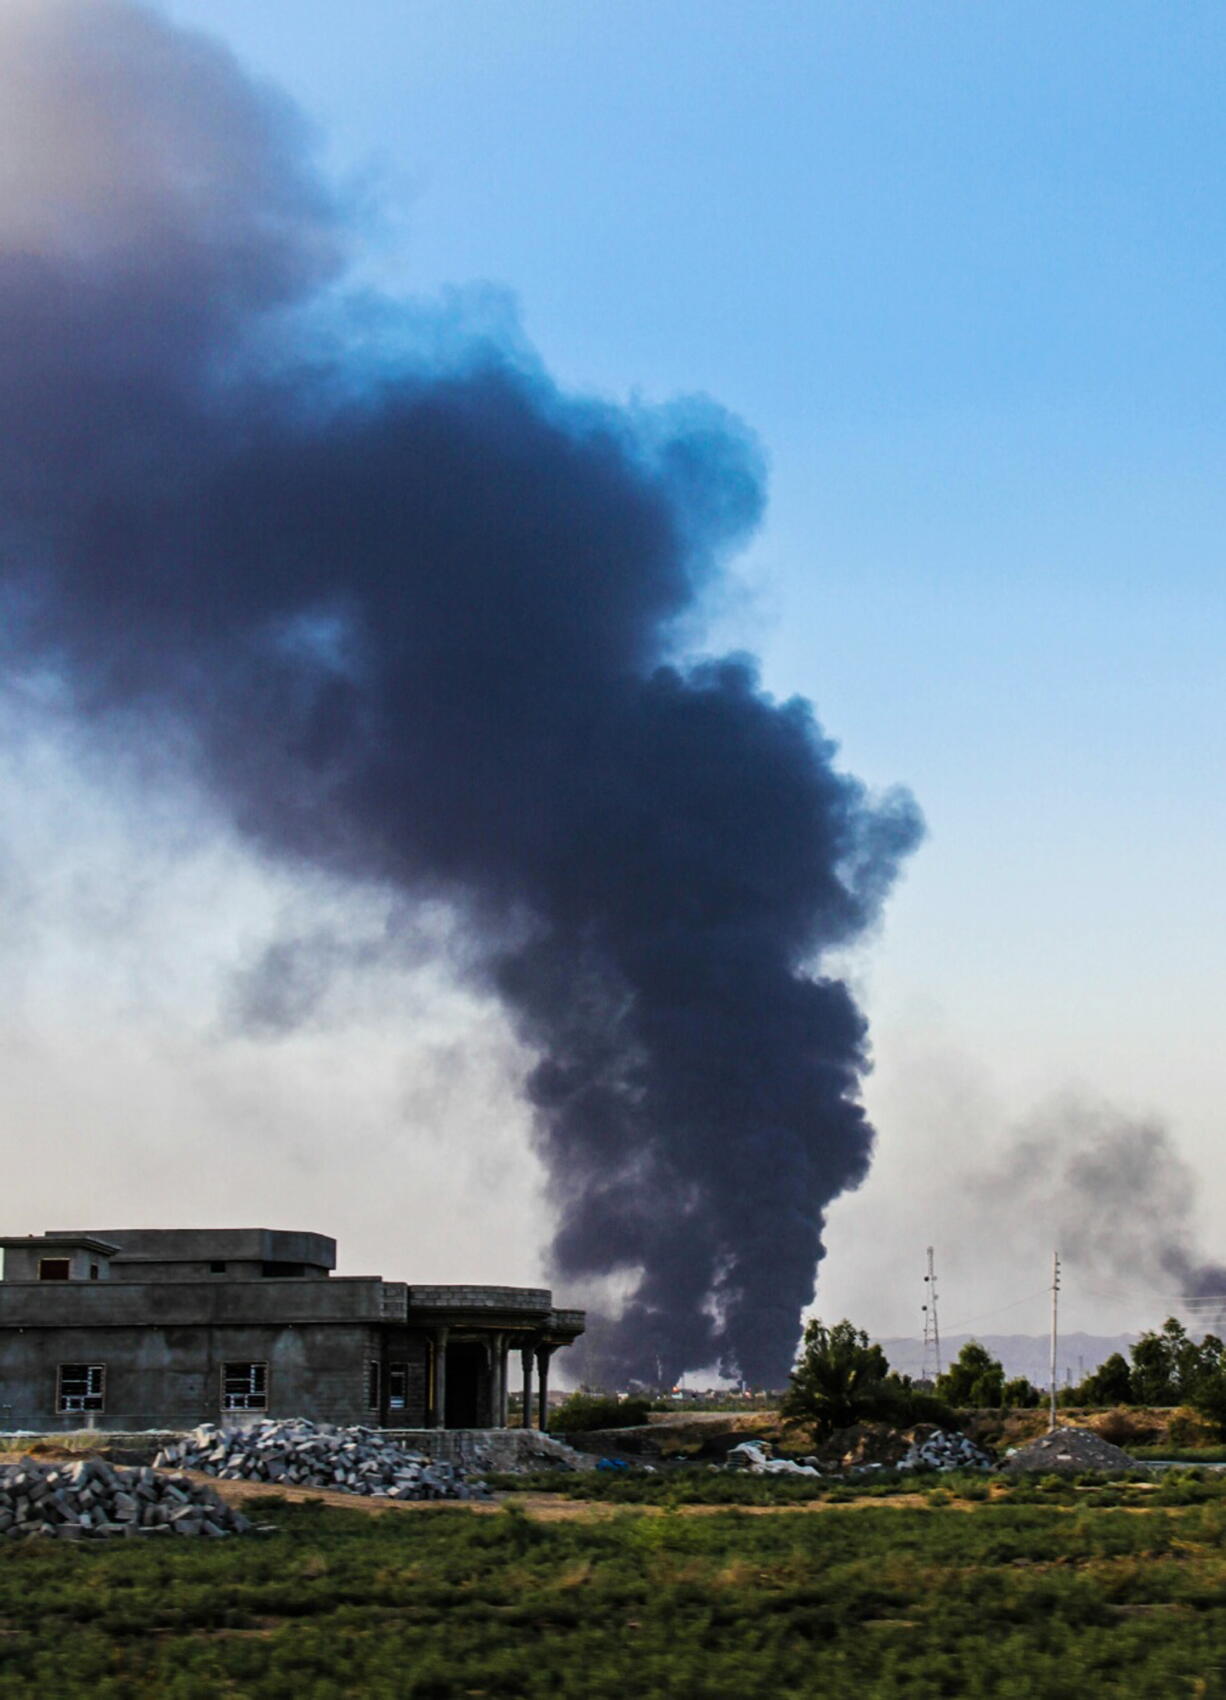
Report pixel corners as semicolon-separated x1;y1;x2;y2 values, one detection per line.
883;1332;1136;1387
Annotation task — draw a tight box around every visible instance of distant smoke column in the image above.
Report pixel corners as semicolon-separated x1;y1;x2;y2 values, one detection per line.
501;661;920;1386
0;0;923;1392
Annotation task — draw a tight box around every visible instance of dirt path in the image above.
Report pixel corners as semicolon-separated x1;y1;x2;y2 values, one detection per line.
195;1476;944;1520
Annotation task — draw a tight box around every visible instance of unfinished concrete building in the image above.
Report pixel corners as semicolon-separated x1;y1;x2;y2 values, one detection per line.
0;1228;584;1433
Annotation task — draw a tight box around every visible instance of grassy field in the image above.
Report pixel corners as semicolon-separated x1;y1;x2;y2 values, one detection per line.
1131;1445;1226;1463
2;1476;1226;1698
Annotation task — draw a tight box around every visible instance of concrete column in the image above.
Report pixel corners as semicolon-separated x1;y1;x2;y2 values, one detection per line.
520;1344;535;1429
535;1344;555;1433
429;1326;449;1429
498;1339;510;1428
486;1333;504;1428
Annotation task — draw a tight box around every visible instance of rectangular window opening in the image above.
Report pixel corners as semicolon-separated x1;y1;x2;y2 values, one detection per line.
388;1364;408;1412
38;1259;70;1281
209;1261;226;1274
367;1360;382;1410
221;1362;268;1412
261;1262;306;1278
58;1363;105;1413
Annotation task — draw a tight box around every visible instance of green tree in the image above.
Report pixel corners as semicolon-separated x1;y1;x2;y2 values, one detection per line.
1129;1318;1202;1404
1185;1334;1226;1437
781;1319;894;1438
1002;1375;1041;1408
1122;1320;1226;1436
1074;1352;1133;1407
936;1341;1005;1407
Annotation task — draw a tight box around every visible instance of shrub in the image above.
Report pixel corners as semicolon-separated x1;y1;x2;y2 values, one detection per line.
1167;1406;1215;1447
548;1393;655;1434
1093;1406;1153;1447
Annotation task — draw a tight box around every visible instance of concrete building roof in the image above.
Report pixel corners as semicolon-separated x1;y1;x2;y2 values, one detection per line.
0;1235;120;1255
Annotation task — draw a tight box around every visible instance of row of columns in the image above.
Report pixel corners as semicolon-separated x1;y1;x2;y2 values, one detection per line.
424;1326;558;1429
520;1340;557;1431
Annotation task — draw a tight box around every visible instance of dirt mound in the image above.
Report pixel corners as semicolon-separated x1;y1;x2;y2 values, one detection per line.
568;1412;780;1460
999;1425;1139;1475
818;1423;911;1468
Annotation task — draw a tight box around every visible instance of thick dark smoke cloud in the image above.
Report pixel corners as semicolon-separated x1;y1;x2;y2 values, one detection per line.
0;0;921;1384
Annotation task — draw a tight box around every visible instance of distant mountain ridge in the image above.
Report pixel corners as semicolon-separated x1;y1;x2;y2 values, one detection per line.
881;1332;1136;1387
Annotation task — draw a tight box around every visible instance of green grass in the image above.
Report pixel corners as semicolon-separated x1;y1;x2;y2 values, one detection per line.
3;1488;1226;1697
484;1465;1188;1506
1131;1444;1226;1462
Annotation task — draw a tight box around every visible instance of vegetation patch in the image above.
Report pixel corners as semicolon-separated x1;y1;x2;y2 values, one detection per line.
547;1393;659;1434
2;1490;1226;1696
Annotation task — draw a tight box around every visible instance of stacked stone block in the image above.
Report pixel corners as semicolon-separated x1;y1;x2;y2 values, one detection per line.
156;1419;488;1499
0;1456;251;1539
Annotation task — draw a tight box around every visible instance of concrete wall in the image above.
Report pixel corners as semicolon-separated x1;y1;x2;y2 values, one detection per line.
95;1261;329;1283
68;1229;337;1276
0;1321;386;1431
0;1278;388;1329
409;1285;553;1313
2;1245;110;1282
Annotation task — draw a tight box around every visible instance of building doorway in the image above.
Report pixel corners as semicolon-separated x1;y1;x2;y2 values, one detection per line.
444;1341;488;1428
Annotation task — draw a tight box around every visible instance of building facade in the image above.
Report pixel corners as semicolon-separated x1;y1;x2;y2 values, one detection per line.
0;1229;584;1432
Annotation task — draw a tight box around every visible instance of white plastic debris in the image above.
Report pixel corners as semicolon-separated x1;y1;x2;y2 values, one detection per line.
726;1440;821;1477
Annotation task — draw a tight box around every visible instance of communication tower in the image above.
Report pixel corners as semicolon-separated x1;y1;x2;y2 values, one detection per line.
921;1246;942;1382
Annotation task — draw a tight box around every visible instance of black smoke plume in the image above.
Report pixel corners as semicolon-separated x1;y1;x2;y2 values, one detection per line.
0;0;921;1385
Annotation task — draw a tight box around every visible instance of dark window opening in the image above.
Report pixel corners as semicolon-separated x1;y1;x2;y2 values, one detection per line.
209;1262;226;1274
89;1264;99;1280
367;1360;381;1410
261;1261;306;1278
388;1364;408;1411
58;1364;104;1413
38;1259;70;1281
222;1362;267;1411
444;1342;488;1428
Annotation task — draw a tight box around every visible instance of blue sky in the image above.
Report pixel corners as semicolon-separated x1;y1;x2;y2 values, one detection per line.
5;0;1222;1349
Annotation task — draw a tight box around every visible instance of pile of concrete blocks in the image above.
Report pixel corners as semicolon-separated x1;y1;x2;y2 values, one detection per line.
438;1430;588;1474
0;1456;251;1540
156;1420;488;1500
898;1429;992;1472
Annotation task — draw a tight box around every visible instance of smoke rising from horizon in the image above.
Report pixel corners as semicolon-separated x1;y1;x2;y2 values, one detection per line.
974;1098;1226;1308
0;0;921;1384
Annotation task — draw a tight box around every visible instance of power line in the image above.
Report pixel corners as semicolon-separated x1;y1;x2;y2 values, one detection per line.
933;1286;1052;1337
1077;1283;1226;1312
874;1285;1054;1354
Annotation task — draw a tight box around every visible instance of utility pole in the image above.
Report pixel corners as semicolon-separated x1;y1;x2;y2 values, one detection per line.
922;1246;942;1383
1049;1251;1061;1432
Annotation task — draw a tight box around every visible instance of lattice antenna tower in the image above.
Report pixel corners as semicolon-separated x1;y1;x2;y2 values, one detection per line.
921;1246;942;1383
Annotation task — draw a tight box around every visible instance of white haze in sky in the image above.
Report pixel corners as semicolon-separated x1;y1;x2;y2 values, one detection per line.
0;686;551;1290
